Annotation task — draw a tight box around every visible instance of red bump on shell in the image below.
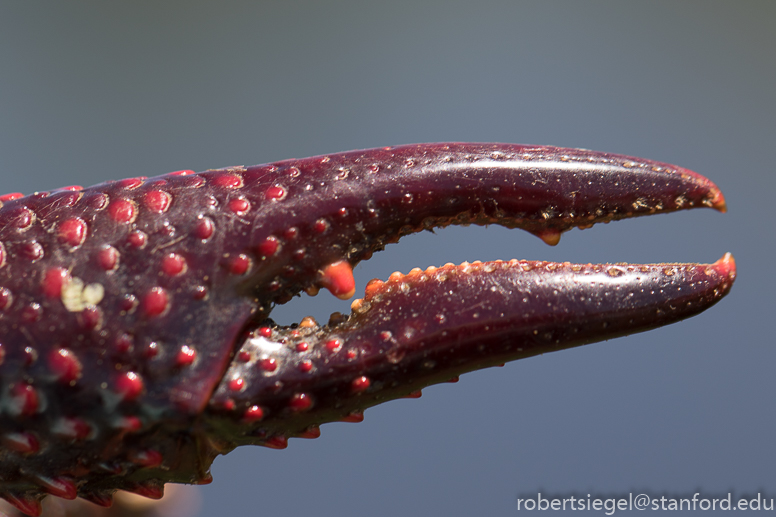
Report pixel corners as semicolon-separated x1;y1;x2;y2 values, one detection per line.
228;378;244;392
262;436;288;449
346;349;357;359
143;190;172;213
184;175;206;188
194;216;214;240
175;345;196;367
52;417;92;441
340;412;364;423
211;174;243;188
257;236;280;257
237;351;251;362
108;199;137;223
243;405;264;422
118;177;145;189
404;390;423;399
228;254;251;275
130;449;163;468
97;245;119;271
9;383;39;417
289;393;312;411
313;218;329;233
53;192;81;208
298;360;312;373
228;197;250;215
166;169;194;176
42;267;70;298
265;185;286;200
79;306;102;330
142;287;169;317
159;224;175;238
193;285;208;300
11;208;33;229
295;342;308;352
86;193;108;210
161;253;187;276
143;342;159;359
259;358;277;372
195;474;214;485
21;303;41;323
283;227;298;240
1;432;39;453
325;338;342;352
114;415;143;432
258;327;272;338
115;371;144;401
48;348;82;384
58;185;83;191
114;333;133;354
2;492;41;516
127;230;147;248
36;476;77;499
298;427;321;439
79;491;114;507
20;241;44;261
0;192;23;201
128;483;164;500
120;294;138;313
351;376;371;393
56;217;87;247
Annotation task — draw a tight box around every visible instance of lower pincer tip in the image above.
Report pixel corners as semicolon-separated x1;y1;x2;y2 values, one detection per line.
212;257;737;438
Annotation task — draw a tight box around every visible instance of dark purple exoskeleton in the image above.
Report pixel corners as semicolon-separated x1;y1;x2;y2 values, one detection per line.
0;143;735;515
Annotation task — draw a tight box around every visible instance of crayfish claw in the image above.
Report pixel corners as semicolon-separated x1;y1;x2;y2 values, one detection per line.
0;143;734;514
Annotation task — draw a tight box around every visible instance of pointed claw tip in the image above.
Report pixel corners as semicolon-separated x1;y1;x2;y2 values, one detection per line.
712;252;736;280
711;189;727;213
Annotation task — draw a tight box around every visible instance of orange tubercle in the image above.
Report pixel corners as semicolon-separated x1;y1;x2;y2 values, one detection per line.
319;260;356;299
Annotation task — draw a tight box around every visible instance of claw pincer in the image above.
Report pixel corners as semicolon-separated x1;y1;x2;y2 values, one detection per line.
0;143;734;515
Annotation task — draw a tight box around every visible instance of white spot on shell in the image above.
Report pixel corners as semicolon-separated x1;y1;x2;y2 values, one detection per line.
61;277;104;312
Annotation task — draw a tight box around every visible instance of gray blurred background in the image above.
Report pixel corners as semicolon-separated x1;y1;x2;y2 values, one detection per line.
0;1;772;516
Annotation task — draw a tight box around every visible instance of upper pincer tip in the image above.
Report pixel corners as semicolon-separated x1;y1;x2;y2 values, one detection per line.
711;190;727;213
